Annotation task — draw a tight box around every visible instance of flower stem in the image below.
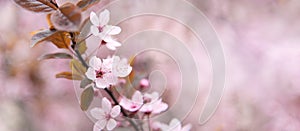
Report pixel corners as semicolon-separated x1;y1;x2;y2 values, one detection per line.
104;88;140;131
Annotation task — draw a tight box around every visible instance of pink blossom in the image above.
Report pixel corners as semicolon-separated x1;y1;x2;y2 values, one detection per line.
90;10;122;50
140;92;168;114
119;91;143;112
91;97;121;131
153;118;192;131
85;56;132;88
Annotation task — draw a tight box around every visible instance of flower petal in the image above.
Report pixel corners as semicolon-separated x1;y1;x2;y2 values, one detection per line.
89;56;102;70
106;119;117;130
93;119;107;131
90;25;100;36
104;25;121;35
182;124;192;131
132;91;143;104
95;78;109;88
103;73;118;85
110;105;121;118
102;97;112;113
90;108;106;120
99;9;110;26
90;11;99;26
169;119;181;130
106;44;116;50
86;67;96;80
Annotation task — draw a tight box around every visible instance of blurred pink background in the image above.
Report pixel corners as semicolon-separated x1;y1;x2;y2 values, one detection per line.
1;0;300;130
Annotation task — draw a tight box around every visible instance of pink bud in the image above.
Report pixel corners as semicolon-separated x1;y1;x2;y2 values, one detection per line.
139;78;150;88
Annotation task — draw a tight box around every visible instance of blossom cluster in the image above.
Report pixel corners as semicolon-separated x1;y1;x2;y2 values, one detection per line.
87;10;192;131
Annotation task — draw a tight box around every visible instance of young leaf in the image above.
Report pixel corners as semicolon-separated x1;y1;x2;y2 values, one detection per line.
76;0;100;11
51;3;82;32
13;0;58;13
55;72;83;80
31;30;71;48
80;77;93;88
70;59;87;75
38;52;73;60
48;31;71;48
80;86;94;111
31;29;56;47
77;41;87;54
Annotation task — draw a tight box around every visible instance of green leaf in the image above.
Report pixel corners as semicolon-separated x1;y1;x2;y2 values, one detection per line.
80;86;94;111
38;52;73;60
55;72;83;80
80;77;93;88
77;41;87;54
13;0;58;13
76;0;100;11
70;59;87;75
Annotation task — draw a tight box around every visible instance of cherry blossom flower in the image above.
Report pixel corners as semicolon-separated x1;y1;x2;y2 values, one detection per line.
85;56;117;88
120;91;168;114
153;118;192;131
85;56;132;89
90;10;122;50
112;56;132;77
119;91;144;112
91;97;121;131
140;92;168;114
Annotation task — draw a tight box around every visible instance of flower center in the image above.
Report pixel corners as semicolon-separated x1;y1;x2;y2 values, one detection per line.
97;25;104;33
96;70;105;78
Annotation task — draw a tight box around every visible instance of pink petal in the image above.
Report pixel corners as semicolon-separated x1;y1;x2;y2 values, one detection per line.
104;25;121;35
110;105;121;118
103;73;118;85
106;43;116;50
95;78;109;88
86;67;96;80
90;25;100;36
132;91;143;104
169;119;181;130
106;118;117;130
99;9;110;26
182;124;192;131
90;108;106;120
89;56;102;70
93;119;107;131
90;11;99;26
102;97;112;113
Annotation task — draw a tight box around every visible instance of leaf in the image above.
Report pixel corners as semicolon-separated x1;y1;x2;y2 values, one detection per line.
13;0;58;13
48;31;71;48
70;59;87;75
80;77;93;88
31;29;56;47
80;86;94;111
38;52;73;60
77;41;87;54
55;72;83;80
76;0;100;11
31;30;71;49
51;3;81;32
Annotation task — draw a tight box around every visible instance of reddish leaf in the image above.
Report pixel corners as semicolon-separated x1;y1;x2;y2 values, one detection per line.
80;86;94;111
51;3;81;32
38;52;73;60
31;30;71;49
76;0;100;11
55;72;83;80
13;0;58;13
